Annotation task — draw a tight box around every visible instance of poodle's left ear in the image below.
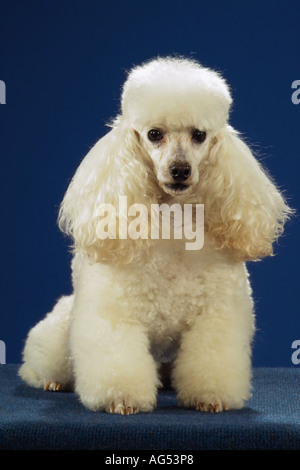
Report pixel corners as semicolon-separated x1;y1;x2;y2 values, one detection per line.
200;126;293;261
58;122;159;264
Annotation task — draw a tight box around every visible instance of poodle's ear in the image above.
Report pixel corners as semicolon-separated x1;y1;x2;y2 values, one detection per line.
200;126;292;261
58;124;156;263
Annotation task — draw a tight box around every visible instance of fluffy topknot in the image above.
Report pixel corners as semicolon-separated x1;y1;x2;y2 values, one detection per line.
121;57;232;132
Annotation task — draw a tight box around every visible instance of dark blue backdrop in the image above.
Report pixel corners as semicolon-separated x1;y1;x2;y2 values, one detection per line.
0;0;299;366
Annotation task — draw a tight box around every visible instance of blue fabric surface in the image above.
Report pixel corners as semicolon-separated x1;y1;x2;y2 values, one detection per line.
0;365;299;450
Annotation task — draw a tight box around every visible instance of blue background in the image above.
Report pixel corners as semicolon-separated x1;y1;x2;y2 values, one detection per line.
0;0;299;366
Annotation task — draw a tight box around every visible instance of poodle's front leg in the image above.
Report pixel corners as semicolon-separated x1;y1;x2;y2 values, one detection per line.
172;268;255;412
71;312;159;413
70;266;159;413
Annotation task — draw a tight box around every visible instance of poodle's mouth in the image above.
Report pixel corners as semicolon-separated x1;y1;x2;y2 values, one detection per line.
165;183;190;193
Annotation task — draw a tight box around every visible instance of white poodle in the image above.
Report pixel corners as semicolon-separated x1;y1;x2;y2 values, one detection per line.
19;57;291;414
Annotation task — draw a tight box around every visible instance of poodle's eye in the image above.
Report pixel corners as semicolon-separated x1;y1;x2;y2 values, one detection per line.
192;129;206;144
148;129;164;142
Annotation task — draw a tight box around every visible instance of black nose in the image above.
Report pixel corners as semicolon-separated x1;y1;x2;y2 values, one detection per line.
169;162;191;181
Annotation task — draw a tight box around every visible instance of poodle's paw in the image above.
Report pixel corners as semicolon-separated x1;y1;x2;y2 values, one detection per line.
179;393;229;413
44;381;63;392
106;399;139;415
195;395;228;413
78;389;156;413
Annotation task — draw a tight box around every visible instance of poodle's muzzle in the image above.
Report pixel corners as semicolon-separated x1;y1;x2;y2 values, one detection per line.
165;161;192;193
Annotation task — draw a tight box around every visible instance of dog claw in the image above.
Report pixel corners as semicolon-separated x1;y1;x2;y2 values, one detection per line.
109;402;115;413
44;382;50;391
126;405;138;415
195;400;227;412
108;400;138;415
44;381;62;392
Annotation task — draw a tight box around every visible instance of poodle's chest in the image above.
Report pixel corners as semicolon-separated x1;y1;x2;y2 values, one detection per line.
115;245;209;336
75;240;222;346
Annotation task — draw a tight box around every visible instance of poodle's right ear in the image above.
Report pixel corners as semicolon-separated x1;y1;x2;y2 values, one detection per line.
58;123;156;263
200;126;293;261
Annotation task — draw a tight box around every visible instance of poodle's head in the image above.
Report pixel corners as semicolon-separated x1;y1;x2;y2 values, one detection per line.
59;57;292;263
121;57;232;197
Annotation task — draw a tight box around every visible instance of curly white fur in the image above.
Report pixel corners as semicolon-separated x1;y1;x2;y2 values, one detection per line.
19;57;291;414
